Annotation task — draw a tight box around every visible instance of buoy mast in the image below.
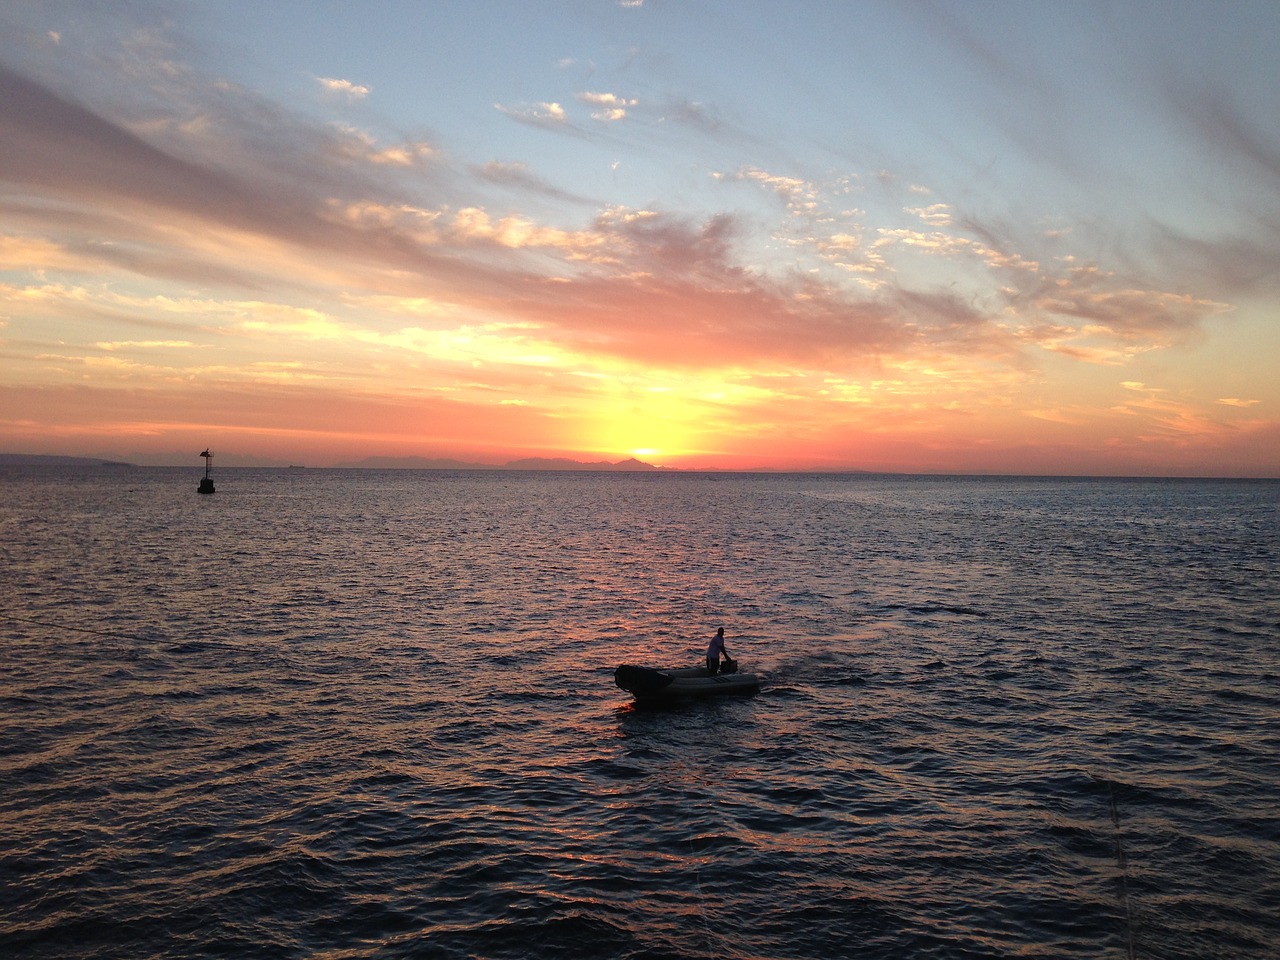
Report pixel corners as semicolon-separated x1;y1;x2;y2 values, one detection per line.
197;449;215;494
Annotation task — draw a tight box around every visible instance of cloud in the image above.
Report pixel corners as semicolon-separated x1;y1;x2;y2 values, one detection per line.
474;161;595;205
317;77;371;99
2;25;1265;476
0;63;336;243
490;208;917;369
446;207;603;257
715;166;815;212
1150;220;1280;296
95;340;195;351
1;55;1223;382
873;225;1038;274
0;232;102;273
0;63;525;295
332;125;436;167
17;50;1237;383
576;91;637;122
907;203;953;227
495;100;567;127
1167;83;1280;187
1028;265;1229;345
1109;379;1248;445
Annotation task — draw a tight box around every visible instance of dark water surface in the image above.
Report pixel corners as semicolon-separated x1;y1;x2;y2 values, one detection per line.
2;468;1278;959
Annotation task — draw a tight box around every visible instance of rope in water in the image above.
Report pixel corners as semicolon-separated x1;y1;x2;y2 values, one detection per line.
4;611;180;643
1108;780;1138;960
690;836;716;955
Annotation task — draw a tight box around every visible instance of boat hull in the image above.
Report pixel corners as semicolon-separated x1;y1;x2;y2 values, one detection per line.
615;663;760;703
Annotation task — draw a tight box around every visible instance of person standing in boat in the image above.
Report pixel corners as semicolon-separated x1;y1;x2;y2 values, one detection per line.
706;626;731;675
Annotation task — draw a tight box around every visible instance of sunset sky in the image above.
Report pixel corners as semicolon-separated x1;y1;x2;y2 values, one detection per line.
2;1;1278;475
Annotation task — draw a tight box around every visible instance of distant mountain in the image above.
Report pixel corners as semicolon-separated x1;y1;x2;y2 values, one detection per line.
334;455;667;471
0;454;134;467
333;456;493;470
501;456;665;472
3;451;673;472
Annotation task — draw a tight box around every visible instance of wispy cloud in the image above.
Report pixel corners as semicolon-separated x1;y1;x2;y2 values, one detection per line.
317;76;370;99
332;125;436;167
495;100;567;127
0;56;1240;380
907;204;953;227
576;91;637;122
474;161;596;205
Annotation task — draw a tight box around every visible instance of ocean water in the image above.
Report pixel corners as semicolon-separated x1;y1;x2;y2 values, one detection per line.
2;467;1277;960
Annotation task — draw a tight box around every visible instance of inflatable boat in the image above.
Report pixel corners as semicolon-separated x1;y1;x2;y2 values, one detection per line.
614;661;761;704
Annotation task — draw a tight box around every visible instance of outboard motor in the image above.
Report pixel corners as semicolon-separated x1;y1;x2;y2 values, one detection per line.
615;664;674;695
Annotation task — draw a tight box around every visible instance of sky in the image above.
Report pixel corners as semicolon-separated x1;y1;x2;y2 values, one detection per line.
1;0;1278;475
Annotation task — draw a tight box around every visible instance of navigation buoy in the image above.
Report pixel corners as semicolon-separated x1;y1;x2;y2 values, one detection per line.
197;449;215;494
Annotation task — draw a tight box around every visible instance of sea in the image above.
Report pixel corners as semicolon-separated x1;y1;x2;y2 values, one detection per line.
2;467;1277;960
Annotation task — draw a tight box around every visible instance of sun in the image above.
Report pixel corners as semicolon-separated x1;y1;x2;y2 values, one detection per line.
585;397;703;464
567;369;748;465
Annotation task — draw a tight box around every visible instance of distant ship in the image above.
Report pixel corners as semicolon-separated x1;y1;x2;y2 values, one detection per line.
198;449;215;494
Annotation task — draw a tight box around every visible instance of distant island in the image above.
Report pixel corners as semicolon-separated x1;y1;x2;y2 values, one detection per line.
0;454;135;467
333;455;669;472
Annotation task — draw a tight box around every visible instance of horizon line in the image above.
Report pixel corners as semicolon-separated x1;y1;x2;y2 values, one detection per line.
1;452;1275;481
